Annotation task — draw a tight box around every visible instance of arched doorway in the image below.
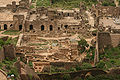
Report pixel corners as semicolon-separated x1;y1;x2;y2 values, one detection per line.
19;25;22;31
64;25;68;29
0;25;1;30
58;27;60;30
30;25;33;30
4;24;7;30
49;25;53;31
41;25;44;31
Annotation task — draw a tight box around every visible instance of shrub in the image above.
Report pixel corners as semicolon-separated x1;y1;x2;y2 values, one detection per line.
68;67;76;72
0;46;2;50
9;67;19;77
96;60;105;69
62;74;71;80
81;63;92;69
78;38;89;53
29;61;33;67
30;5;35;9
0;39;4;46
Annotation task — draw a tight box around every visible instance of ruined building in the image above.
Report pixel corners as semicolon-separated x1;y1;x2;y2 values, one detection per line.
0;0;91;37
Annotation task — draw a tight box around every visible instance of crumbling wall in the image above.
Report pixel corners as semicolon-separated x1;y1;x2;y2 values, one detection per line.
0;47;5;61
0;21;13;30
3;45;16;60
38;69;107;80
97;32;120;54
110;34;120;47
97;32;112;54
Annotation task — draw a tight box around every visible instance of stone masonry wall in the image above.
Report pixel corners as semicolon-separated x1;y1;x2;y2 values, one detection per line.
0;47;5;61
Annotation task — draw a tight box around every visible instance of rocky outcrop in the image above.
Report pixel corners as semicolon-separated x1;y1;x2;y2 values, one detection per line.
14;61;40;80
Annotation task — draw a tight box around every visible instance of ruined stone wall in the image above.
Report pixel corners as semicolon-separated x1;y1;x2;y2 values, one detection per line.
13;15;24;30
0;48;5;61
16;46;35;54
97;32;120;54
3;45;16;60
25;20;57;36
0;21;13;30
38;69;107;80
97;32;112;54
110;34;120;47
93;5;120;17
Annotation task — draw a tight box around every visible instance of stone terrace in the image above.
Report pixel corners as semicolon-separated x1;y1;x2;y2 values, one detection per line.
0;0;20;7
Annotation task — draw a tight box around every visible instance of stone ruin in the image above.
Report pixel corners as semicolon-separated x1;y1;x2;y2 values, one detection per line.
91;3;120;33
1;0;120;73
0;0;92;37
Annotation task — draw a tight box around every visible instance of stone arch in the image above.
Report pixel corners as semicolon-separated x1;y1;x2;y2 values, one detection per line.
19;25;22;31
49;25;53;31
30;25;33;30
68;13;70;16
10;24;13;27
41;25;44;31
4;24;7;30
64;25;68;29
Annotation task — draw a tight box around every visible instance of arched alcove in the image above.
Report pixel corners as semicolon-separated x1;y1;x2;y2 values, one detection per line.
4;24;7;30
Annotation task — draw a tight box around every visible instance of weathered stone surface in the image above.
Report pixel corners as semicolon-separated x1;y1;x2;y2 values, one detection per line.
3;45;16;60
0;47;4;61
14;61;40;80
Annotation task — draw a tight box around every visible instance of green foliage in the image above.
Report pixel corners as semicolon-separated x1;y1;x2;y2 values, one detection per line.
0;37;18;47
87;74;120;80
75;63;92;71
4;37;12;45
0;46;2;50
9;67;19;77
102;47;120;59
68;67;77;72
78;38;88;47
2;30;20;35
0;59;19;78
80;63;92;69
63;74;71;80
96;60;105;69
0;39;4;46
36;0;50;7
30;5;35;9
28;74;33;80
102;0;116;6
78;38;89;53
86;46;95;61
36;0;98;9
29;61;33;67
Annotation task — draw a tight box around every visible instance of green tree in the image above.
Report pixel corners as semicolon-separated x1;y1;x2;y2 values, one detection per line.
78;38;89;53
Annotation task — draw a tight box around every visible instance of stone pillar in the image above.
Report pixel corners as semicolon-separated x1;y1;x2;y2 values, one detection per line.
94;32;99;65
